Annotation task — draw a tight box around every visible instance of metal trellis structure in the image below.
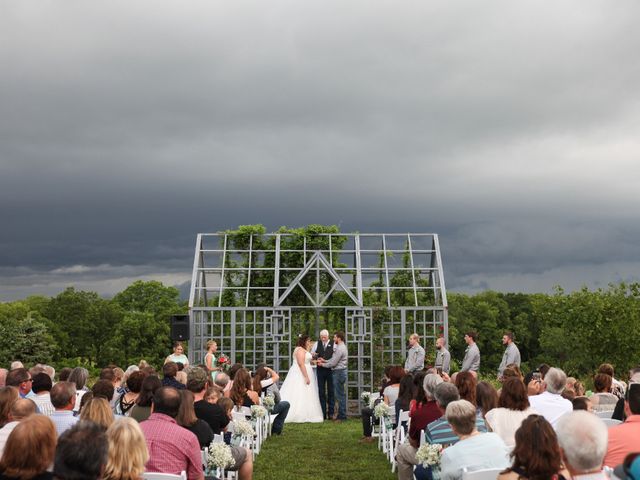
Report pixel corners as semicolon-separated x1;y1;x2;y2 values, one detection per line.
188;232;447;413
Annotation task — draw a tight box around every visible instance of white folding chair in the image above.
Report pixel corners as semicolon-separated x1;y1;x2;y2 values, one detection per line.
391;410;410;472
596;410;615;419
369;393;382;439
602;418;622;427
461;467;504;480
142;472;186;480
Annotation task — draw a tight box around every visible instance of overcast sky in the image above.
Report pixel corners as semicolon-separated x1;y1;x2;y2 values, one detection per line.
2;0;640;301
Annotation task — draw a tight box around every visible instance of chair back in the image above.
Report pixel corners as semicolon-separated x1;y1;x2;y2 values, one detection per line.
596;410;614;419
142;472;187;480
213;433;224;443
602;418;622;427
232;411;246;423
461;468;504;480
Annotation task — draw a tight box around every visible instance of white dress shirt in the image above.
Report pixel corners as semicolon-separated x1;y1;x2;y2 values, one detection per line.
528;391;572;427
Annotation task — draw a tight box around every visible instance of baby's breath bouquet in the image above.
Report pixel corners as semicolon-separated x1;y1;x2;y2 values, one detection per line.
373;401;391;419
233;418;255;437
251;405;267;419
361;391;371;405
262;394;275;411
207;442;235;470
416;443;443;467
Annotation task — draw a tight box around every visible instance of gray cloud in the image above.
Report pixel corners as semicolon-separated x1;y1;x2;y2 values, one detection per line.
1;0;640;300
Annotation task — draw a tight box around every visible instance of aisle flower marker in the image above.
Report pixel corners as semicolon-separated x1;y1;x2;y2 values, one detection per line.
416;443;443;480
207;442;235;471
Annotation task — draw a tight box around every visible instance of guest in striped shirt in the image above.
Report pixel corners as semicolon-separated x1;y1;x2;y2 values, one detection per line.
50;381;79;437
31;372;55;416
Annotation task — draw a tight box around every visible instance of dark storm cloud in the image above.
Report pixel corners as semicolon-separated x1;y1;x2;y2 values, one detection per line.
1;0;640;300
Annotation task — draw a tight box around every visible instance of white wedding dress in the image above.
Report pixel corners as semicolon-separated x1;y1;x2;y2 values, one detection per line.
280;347;324;423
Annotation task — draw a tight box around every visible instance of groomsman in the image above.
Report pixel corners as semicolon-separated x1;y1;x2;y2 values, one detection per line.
461;331;481;373
497;331;521;379
311;329;335;420
434;337;451;374
404;333;425;374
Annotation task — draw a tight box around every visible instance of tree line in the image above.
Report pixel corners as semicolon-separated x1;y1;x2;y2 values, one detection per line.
2;279;639;379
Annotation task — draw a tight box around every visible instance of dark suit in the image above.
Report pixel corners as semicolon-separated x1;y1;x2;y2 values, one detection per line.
315;340;335;419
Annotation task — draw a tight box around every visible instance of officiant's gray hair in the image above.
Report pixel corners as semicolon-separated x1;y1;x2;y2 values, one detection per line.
320;329;329;337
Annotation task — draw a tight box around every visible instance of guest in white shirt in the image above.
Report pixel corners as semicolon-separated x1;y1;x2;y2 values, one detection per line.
528;367;572;428
485;378;537;448
31;372;55;416
0;398;36;457
440;400;510;480
50;381;79;436
556;411;609;480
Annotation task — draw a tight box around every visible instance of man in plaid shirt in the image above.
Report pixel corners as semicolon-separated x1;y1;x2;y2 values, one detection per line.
140;387;204;480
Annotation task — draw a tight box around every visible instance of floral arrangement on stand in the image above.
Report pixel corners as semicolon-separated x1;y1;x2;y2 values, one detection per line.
373;401;393;429
416;443;443;480
251;405;267;419
361;391;371;406
207;443;235;472
262;394;275;412
233;419;255;438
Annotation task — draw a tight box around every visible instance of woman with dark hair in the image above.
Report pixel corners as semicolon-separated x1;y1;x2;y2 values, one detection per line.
129;375;162;423
115;371;146;417
455;371;478;406
410;371;428;409
476;381;499;419
176;390;214;448
383;366;406;407
498;415;568;480
229;369;259;408
590;373;618;412
485;378;536;448
0;415;57;480
395;374;415;425
279;334;324;423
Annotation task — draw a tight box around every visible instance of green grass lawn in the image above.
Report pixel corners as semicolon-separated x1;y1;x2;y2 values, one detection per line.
253;420;397;480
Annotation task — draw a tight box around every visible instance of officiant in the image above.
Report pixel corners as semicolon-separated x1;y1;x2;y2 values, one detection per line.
311;329;335;420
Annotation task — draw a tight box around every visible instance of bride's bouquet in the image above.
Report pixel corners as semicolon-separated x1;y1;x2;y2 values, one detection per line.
207;442;235;471
216;354;231;372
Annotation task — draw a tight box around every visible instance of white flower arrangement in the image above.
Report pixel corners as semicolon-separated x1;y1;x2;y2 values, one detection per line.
207;442;235;470
262;394;275;410
233;418;255;437
251;405;267;418
415;443;443;467
361;391;371;404
373;401;391;419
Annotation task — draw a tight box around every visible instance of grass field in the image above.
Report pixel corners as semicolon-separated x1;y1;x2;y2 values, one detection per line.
253;420;397;480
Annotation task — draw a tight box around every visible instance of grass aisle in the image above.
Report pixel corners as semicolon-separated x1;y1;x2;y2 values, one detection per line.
254;420;397;480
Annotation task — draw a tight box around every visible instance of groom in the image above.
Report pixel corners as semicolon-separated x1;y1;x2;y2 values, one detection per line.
317;331;348;422
312;329;335;420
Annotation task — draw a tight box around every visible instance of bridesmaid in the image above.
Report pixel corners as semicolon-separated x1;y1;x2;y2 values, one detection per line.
164;342;189;368
204;340;219;382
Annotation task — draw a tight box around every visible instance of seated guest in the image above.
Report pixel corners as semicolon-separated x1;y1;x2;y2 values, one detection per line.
230;369;259;408
395;375;415;426
130;375;162;423
455;371;478;407
485;378;537;448
360;365;404;443
498;415;569;480
476;381;498;419
68;367;89;413
91;379;115;403
612;370;640;421
603;383;640;467
176;390;214;449
5;369;35;400
598;363;626;399
115;371;146;416
0;398;37;458
224;364;244;395
188;368;230;435
0;415;57;480
440;400;510;480
206;385;224;404
252;365;290;435
528;367;572;427
50;381;79;436
54;421;108;480
79;397;115;431
58;368;72;382
161;362;185;391
395;374;448;480
0;370;7;388
572;396;592;411
556;411;608;480
139;387;203;480
175;371;188;386
214;372;230;391
0;388;19;429
103;418;149;480
590;373;618;412
31;372;55;416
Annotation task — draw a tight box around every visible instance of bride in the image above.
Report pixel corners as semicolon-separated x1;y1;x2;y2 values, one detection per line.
280;334;324;423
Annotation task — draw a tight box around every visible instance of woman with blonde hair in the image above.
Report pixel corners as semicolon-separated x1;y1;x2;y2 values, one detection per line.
204;340;220;383
102;418;149;480
0;415;57;480
79;397;115;430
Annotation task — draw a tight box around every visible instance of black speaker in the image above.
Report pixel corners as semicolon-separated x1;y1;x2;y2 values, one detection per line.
170;314;190;341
